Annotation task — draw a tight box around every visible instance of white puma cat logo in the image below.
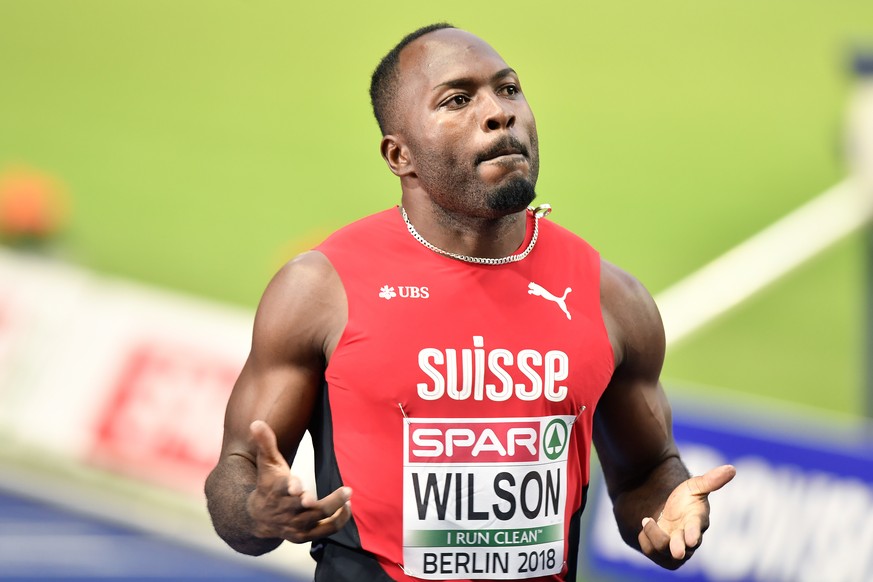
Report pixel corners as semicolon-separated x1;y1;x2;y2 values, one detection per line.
528;282;572;320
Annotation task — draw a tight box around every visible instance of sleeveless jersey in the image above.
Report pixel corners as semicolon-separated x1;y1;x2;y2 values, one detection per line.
312;208;614;581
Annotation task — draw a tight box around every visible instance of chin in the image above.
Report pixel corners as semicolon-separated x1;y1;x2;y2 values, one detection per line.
486;178;537;213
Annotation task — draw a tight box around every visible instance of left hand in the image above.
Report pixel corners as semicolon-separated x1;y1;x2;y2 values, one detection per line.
638;464;736;569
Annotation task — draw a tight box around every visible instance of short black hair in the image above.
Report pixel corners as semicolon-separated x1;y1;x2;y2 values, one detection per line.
369;22;456;135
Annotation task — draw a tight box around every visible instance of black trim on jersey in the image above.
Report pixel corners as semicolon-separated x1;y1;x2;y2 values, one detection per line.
564;485;588;581
308;380;393;582
311;541;395;582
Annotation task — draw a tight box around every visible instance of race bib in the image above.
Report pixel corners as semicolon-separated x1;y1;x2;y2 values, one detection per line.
402;416;574;579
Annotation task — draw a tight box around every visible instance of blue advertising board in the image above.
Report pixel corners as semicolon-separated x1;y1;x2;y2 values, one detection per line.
584;402;873;582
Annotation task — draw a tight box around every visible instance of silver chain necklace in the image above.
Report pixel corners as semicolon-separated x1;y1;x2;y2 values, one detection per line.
400;204;551;265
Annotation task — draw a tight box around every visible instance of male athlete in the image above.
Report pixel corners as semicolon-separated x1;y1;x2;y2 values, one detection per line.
205;23;736;581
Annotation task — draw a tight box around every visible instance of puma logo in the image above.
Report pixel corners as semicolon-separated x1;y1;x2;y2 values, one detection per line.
528;282;572;320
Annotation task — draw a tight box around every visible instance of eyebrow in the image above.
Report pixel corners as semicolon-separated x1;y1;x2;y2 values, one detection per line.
432;67;517;91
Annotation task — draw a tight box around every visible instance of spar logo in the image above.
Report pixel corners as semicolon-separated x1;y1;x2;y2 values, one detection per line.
409;422;539;463
407;419;571;464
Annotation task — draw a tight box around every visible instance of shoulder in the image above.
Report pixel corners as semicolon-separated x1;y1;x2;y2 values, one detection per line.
537;218;601;273
540;216;595;247
318;208;400;250
599;259;665;371
262;251;340;304
254;251;347;358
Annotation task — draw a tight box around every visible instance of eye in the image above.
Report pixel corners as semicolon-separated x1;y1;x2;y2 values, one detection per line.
441;94;470;109
500;84;520;96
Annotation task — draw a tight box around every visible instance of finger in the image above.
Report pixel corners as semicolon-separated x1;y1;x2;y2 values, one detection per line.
669;527;687;560
282;500;353;543
638;518;656;555
687;464;737;495
640;517;670;554
287;473;305;496
250;420;289;471
301;485;353;514
309;500;353;537
684;520;703;549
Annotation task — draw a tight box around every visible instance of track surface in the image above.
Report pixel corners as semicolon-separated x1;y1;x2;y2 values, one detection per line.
0;487;308;581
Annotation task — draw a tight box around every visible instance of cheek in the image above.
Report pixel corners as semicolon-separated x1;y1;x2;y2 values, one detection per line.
412;117;475;172
526;123;540;161
429;135;466;166
522;112;538;139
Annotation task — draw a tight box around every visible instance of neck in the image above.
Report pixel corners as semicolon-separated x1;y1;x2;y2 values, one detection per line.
400;196;529;259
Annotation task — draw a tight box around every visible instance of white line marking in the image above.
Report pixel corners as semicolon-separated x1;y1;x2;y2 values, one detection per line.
655;178;873;347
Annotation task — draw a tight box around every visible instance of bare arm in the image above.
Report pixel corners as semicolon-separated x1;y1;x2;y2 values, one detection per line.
594;260;735;570
204;251;351;556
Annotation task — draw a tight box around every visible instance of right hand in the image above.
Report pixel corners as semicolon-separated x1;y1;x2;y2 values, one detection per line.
245;420;353;543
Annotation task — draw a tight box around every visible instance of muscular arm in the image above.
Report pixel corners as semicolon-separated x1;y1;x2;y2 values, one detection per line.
204;251;350;555
594;260;734;569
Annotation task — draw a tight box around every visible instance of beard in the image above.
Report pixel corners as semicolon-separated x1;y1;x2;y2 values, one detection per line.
411;133;540;219
486;176;537;212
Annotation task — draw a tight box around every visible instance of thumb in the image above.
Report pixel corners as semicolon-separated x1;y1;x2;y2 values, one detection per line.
688;464;736;495
250;420;289;472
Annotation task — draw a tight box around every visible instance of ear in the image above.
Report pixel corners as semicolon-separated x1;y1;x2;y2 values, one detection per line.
380;135;415;178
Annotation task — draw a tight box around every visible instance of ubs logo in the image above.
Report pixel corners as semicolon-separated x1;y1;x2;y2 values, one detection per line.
379;285;430;300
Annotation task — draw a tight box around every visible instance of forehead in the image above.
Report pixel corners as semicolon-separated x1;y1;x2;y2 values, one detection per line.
397;29;511;90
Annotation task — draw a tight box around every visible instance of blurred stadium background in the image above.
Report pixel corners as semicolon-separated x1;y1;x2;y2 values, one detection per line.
2;1;873;581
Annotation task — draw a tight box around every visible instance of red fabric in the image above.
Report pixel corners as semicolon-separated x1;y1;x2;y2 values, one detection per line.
317;208;614;581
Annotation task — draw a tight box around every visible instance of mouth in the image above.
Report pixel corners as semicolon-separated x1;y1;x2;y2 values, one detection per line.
476;139;529;165
482;152;526;164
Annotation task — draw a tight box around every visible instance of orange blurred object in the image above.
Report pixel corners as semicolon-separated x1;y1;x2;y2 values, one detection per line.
0;168;70;240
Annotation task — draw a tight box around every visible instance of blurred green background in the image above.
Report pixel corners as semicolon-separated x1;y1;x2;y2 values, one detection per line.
2;0;872;417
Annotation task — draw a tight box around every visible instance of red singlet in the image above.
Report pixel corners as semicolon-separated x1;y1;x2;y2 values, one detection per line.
312;208;614;581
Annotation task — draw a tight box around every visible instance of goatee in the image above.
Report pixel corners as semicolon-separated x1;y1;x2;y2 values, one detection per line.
487;177;537;212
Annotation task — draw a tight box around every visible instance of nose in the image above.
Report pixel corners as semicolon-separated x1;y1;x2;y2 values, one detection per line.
481;93;515;132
